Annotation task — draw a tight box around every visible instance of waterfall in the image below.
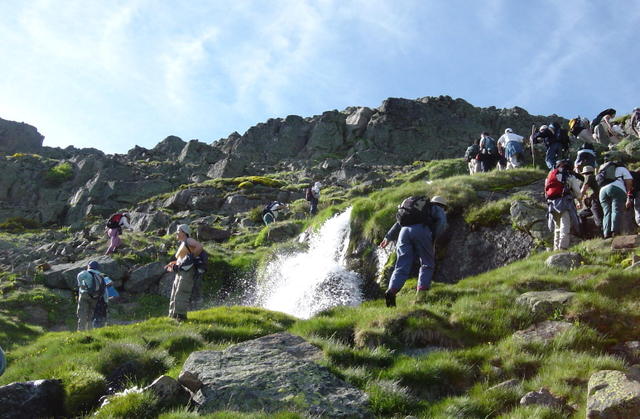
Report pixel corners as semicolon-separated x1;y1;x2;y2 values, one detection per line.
252;207;363;319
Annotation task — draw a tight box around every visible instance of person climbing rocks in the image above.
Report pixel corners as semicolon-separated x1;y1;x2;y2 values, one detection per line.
532;125;561;170
578;165;603;233
497;128;525;169
105;212;132;255
165;224;203;321
545;160;582;250
464;139;481;174
631;107;640;138
597;156;633;239
76;261;107;331
379;195;448;307
262;201;287;226
593;109;618;146
478;132;498;172
569;116;595;143
307;182;322;215
574;143;598;174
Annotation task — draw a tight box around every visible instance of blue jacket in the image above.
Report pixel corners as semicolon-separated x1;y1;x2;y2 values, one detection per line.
385;204;448;241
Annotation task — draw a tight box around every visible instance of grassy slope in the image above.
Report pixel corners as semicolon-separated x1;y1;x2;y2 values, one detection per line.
1;160;638;417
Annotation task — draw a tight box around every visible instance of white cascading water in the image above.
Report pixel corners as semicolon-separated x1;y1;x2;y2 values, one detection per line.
252;207;363;319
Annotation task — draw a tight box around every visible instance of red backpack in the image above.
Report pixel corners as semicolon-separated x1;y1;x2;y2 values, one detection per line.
545;169;567;199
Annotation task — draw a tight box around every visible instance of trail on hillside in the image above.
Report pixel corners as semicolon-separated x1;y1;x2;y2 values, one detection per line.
248;208;363;319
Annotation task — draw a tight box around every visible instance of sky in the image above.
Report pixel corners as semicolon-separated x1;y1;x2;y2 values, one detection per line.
0;0;638;154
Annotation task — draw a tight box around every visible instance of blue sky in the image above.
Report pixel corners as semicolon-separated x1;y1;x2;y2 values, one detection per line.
0;0;638;154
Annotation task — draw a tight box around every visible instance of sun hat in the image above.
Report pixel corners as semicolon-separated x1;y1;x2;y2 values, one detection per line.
177;224;191;235
581;166;595;174
431;196;448;207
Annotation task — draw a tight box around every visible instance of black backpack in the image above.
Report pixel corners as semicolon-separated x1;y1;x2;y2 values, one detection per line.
396;196;435;229
591;108;616;131
596;162;624;187
262;202;276;217
184;241;208;274
305;187;313;201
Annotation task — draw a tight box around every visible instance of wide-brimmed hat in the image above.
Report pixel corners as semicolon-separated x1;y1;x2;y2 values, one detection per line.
581;165;595;174
177;224;191;235
431;196;448;207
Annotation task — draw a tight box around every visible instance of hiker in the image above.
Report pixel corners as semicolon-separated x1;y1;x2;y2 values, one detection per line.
478;132;498;172
597;156;633;238
631;107;640;137
532;125;561;170
165;224;203;321
92;277;117;328
262;201;287;226
76;261;107;331
569;116;595;143
464;140;481;174
545;160;582;250
497;128;525;169
578;165;603;231
379;196;448;307
0;345;5;377
593;109;618;146
306;182;322;215
574;143;598;174
105;212;132;255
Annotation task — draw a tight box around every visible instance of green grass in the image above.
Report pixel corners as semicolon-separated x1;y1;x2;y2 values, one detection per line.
45;161;73;186
0;216;41;233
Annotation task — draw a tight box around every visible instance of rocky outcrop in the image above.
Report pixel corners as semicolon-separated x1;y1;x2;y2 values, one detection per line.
124;262;165;293
0;379;65;419
43;256;126;290
516;290;576;316
180;332;370;417
0;117;44;154
587;369;640;418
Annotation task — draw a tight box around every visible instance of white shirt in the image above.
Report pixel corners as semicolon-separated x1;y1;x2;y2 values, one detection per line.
608;166;632;193
497;132;524;147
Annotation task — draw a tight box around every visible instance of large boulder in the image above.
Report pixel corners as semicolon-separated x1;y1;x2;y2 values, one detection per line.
0;117;44;154
196;225;231;242
43;256;126;290
125;262;165;293
516;290;576;316
545;252;584;270
0;379;65;419
129;211;171;232
180;332;369;417
510;199;552;243
587;369;640;418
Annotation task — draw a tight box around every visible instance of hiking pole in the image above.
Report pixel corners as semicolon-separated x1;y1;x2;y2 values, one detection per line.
530;124;536;168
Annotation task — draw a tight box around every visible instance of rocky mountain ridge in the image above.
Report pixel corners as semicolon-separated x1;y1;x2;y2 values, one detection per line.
0;96;562;226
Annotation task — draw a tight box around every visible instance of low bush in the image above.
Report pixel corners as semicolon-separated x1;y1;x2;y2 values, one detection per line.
45;162;73;185
0;217;41;233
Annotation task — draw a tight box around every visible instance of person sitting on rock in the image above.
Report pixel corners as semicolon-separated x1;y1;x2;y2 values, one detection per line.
165;224;203;321
379;195;448;307
105;212;132;255
497;128;525;169
76;261;107;331
262;201;287;226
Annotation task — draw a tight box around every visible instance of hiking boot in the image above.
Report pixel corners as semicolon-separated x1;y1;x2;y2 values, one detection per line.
414;290;428;305
384;290;396;308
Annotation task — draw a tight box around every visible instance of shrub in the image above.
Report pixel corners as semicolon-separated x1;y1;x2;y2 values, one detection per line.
45;162;73;185
95;342;173;388
95;390;159;419
366;379;415;416
0;217;41;233
62;368;107;416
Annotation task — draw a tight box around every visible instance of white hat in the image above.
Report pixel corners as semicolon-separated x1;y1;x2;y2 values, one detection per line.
505;128;513;134
314;182;322;188
581;165;595;174
177;224;191;235
431;196;448;207
539;125;548;131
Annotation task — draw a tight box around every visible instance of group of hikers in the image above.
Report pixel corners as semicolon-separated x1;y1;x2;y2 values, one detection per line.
75;181;324;330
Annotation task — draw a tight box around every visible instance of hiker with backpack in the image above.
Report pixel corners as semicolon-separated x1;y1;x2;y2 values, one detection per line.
105;212;132;255
631;107;640;138
165;224;204;321
464;140;481;174
574;143;598;174
568;116;595;144
262;201;287;226
76;261;107;331
578;165;604;233
497;128;525;169
597;156;633;238
592;109;618;146
93;277;118;328
378;195;448;307
306;182;322;215
545;160;582;250
478;132;498;172
532;125;562;170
